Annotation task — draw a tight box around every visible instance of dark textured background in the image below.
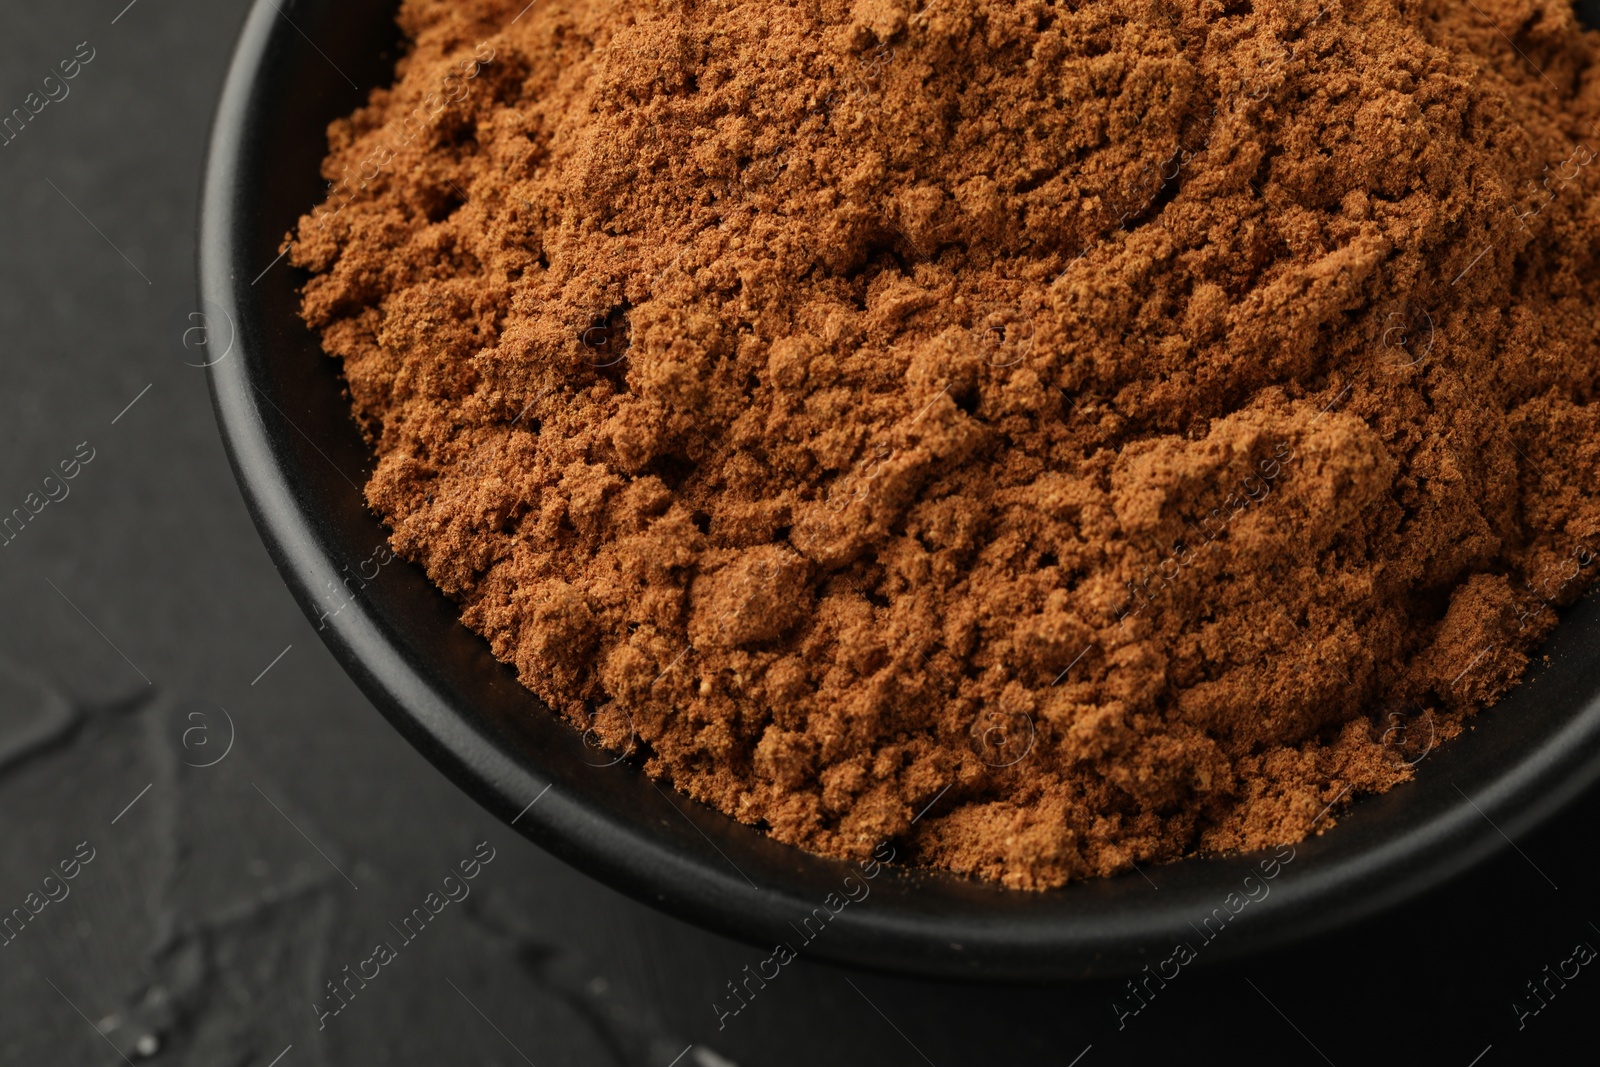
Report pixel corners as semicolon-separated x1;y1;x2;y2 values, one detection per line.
2;1;1598;1064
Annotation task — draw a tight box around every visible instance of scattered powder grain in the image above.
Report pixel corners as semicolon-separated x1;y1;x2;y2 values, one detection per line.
291;0;1600;888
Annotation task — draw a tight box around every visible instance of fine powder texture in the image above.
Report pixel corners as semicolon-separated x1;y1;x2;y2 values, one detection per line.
292;0;1600;888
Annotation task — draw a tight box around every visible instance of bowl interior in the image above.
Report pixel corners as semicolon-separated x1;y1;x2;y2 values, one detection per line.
200;0;1600;979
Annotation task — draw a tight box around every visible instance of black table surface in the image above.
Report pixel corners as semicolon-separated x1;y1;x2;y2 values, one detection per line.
1;2;1595;1064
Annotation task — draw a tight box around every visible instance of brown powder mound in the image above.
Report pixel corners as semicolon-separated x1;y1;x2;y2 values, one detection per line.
290;0;1600;889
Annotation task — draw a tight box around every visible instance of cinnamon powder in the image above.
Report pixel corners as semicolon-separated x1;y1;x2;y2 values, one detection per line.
291;0;1600;888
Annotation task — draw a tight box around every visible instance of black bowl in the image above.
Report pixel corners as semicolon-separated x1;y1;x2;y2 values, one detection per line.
199;0;1600;980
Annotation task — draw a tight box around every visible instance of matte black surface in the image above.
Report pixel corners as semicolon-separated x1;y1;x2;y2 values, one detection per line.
201;0;1600;981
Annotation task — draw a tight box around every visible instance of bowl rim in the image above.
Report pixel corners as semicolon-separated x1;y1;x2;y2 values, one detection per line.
198;0;1600;982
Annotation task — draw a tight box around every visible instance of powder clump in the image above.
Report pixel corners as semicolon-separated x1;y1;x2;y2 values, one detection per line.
292;0;1600;888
